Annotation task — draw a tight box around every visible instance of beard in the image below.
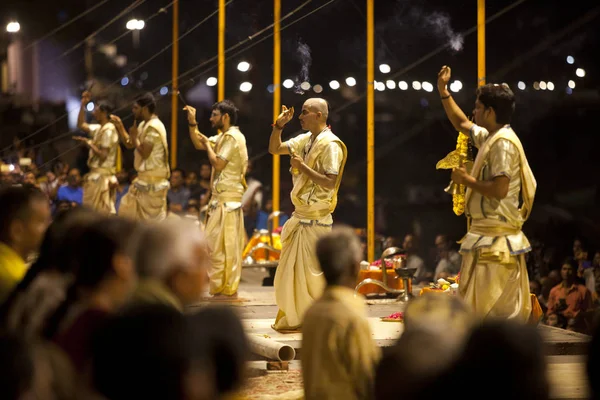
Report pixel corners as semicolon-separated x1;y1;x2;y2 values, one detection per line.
212;120;224;130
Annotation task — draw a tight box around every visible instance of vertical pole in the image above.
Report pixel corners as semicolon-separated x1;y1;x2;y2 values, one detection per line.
477;0;486;86
366;0;375;262
170;0;179;169
272;0;281;227
218;0;226;101
116;146;122;172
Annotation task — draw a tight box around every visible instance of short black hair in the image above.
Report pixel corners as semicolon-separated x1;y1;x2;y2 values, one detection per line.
172;168;185;178
97;100;114;115
0;186;47;243
187;307;250;395
92;305;188;400
212;100;238;125
135;92;156;114
476;83;515;124
561;257;578;270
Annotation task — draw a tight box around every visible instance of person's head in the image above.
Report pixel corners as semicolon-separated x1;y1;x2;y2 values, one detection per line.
136;219;210;306
529;280;542;297
573;238;583;256
0;207;102;324
540;269;561;300
186;205;199;217
42;217;141;340
593;251;600;268
316;225;362;287
187;307;250;398
66;168;81;187
93;100;114;123
24;207;102;279
23;172;37;186
299;98;329;133
185;171;198;187
0;186;50;259
199;162;211;180
54;201;72;214
116;170;130;185
547;268;561;282
52;162;63;177
473;83;515;129
435;234;451;253
69;217;141;301
403;293;473;341
560;258;577;283
376;294;473;400
262;198;273;212
92;305;190;400
452;320;548;400
210;100;238;130
132;92;156;120
170;168;185;189
402;234;418;253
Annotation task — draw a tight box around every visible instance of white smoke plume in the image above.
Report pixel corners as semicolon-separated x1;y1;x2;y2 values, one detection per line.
424;12;463;52
294;40;312;94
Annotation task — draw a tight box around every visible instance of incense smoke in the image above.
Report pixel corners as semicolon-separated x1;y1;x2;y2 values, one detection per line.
424;12;463;52
294;40;312;94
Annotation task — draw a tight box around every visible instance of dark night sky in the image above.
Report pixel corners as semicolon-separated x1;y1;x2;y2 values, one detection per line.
2;0;599;246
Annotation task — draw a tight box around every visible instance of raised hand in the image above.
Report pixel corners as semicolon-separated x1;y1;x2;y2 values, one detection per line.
183;106;198;125
275;105;294;128
81;90;92;105
110;114;123;127
437;66;452;92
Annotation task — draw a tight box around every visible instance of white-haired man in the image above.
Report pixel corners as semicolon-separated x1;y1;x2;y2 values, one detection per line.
302;226;379;400
268;98;347;331
130;219;210;310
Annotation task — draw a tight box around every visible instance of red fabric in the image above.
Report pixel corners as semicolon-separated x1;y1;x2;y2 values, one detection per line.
54;308;110;371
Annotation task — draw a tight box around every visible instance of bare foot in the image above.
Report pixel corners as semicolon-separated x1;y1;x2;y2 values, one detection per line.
207;292;239;301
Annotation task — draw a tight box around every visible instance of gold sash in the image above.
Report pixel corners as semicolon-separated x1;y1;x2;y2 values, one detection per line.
209;127;248;193
465;127;536;225
290;129;347;214
134;117;171;179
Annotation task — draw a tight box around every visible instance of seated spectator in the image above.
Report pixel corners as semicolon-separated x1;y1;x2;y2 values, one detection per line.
433;234;461;280
56;168;83;206
546;258;593;331
0;186;51;303
167;168;191;214
255;197;288;232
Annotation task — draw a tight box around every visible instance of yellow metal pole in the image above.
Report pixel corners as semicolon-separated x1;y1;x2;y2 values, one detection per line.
367;0;375;262
116;146;122;172
272;0;281;227
170;0;179;169
218;0;226;101
477;0;485;86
